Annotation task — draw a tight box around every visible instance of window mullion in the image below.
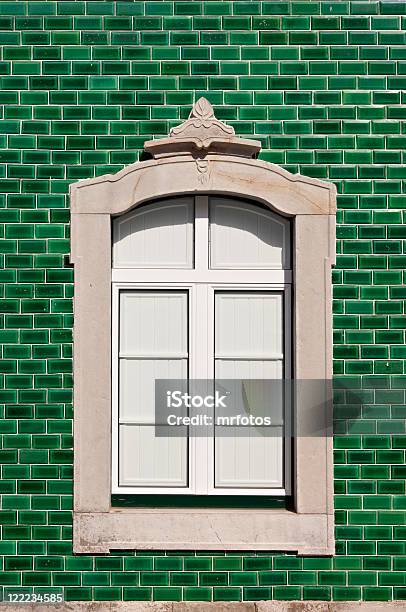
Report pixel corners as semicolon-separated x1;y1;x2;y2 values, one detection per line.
206;284;215;494
192;194;210;494
190;283;211;495
194;195;209;272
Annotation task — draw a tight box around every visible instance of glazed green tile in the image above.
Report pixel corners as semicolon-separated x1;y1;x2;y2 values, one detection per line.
273;586;302;600
151;587;181;601
140;572;169;587
184;557;211;571
0;1;405;601
260;1;289;14
200;572;228;586
243;587;272;600
213;587;242;601
168;572;196;587
183;587;212;601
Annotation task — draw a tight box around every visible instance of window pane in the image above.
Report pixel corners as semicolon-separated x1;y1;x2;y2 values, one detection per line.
215;427;283;488
120;358;187;423
120;291;188;356
119;425;187;487
118;290;188;487
215;292;283;358
214;291;285;489
210;197;290;269
113;197;194;268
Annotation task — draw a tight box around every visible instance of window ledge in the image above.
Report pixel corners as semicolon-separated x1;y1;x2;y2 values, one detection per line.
73;509;334;555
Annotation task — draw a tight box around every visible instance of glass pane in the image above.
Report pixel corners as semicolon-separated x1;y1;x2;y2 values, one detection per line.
215;428;284;488
119;425;187;487
113;197;194;268
210;197;290;269
118;290;188;487
120;358;187;423
120;291;188;356
214;291;285;489
215;292;283;358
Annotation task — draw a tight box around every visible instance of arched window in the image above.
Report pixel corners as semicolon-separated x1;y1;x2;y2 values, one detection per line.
112;196;291;495
71;98;336;554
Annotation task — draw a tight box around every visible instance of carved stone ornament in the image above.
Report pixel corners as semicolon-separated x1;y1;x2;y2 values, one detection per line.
144;97;261;159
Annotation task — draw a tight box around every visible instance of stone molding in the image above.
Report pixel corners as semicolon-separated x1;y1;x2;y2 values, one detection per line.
74;510;333;554
70;101;336;554
70;155;335;216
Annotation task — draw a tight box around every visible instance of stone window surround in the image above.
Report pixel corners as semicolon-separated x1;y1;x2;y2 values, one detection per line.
70;99;336;554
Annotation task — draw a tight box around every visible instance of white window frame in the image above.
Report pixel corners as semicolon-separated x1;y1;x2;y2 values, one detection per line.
111;283;291;497
111;195;292;496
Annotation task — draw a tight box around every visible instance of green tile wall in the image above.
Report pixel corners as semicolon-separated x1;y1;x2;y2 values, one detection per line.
0;0;405;604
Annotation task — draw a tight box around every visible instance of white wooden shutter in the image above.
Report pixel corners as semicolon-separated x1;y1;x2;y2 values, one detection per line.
210;197;290;270
113;197;194;268
214;292;284;488
118;291;188;487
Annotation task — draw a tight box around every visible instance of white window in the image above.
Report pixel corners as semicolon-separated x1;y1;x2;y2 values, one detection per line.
71;104;335;553
112;195;291;496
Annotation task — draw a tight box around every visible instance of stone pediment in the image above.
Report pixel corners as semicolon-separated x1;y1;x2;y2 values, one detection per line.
144;97;261;159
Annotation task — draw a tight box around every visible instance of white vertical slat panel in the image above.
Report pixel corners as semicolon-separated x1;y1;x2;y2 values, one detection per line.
119;425;187;486
113;198;194;268
120;291;187;356
215;293;283;357
215;427;283;488
215;360;283;423
214;292;284;489
120;358;187;423
118;290;188;487
210;197;290;270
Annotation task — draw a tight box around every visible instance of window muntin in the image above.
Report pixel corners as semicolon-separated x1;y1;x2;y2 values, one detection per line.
112;196;291;496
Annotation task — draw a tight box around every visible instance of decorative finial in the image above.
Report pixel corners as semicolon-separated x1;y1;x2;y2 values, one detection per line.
169;97;235;139
189;97;215;122
143;97;261;159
